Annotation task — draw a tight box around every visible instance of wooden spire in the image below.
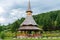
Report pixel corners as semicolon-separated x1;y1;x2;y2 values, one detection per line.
26;0;32;15
28;0;31;11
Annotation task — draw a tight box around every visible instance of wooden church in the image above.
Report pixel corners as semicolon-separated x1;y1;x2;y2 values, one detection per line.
17;0;42;38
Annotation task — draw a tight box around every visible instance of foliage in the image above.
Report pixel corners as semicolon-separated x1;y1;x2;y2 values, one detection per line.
0;31;6;39
33;10;60;31
1;10;60;32
0;10;60;38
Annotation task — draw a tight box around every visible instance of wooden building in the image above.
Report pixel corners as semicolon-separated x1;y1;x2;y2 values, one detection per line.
17;0;42;38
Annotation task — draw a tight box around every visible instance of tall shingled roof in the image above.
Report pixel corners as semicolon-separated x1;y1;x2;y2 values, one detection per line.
21;15;37;26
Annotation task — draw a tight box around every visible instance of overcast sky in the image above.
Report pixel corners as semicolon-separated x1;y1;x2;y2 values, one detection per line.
0;0;60;25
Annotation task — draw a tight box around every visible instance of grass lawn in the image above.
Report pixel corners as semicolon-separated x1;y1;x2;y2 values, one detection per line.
3;37;60;40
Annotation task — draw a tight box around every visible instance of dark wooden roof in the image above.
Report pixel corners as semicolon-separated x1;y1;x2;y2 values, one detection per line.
18;26;42;31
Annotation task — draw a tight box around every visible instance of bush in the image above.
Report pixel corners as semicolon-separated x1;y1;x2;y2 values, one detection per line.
0;31;6;39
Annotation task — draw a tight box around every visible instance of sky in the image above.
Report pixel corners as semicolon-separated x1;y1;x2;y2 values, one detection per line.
0;0;60;25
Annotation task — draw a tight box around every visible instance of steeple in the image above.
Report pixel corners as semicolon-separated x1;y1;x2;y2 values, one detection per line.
26;0;32;16
21;0;37;26
17;0;42;37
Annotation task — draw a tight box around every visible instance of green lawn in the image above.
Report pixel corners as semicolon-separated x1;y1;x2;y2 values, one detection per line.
3;37;60;40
